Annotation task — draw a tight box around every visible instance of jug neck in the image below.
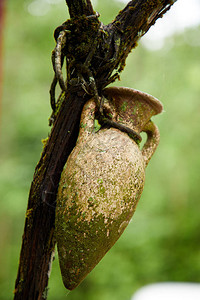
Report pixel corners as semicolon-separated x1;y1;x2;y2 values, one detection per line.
102;87;163;134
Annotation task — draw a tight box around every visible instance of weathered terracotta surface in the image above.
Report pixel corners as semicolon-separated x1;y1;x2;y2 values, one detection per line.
55;87;163;290
102;86;163;136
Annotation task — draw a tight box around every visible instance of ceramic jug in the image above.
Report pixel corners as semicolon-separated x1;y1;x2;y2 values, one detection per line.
55;86;163;290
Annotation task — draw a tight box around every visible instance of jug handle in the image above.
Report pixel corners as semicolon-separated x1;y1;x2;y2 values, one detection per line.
141;120;160;167
76;99;96;145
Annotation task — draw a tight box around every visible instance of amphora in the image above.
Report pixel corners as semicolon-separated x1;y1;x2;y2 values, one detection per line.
55;86;163;290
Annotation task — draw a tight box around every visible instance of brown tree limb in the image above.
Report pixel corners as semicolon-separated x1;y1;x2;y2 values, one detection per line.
65;0;95;18
93;0;177;88
13;0;177;299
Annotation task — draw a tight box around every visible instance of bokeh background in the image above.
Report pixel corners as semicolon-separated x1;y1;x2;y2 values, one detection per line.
0;0;200;299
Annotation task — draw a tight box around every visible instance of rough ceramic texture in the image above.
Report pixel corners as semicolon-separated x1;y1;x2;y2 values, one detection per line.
103;86;163;135
55;87;163;290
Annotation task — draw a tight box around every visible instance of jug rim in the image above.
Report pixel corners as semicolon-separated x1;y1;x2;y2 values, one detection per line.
103;86;163;115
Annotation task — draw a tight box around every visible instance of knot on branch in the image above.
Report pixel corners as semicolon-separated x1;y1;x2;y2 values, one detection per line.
49;14;103;119
49;14;124;127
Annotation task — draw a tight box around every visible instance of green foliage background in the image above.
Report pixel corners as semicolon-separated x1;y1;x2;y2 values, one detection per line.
1;0;200;299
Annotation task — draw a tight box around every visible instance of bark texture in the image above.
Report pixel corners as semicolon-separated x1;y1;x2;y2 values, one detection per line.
14;1;177;299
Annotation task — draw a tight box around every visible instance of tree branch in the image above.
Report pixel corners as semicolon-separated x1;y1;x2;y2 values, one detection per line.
93;0;177;88
65;0;95;18
13;1;178;299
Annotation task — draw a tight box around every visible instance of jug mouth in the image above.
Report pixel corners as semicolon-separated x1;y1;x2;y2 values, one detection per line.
103;86;163;115
102;86;163;136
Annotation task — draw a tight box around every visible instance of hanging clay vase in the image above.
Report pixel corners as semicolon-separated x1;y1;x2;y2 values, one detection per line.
55;86;163;290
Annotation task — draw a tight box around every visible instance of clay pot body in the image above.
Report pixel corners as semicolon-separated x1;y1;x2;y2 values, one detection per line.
55;87;163;290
